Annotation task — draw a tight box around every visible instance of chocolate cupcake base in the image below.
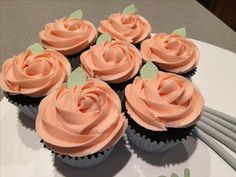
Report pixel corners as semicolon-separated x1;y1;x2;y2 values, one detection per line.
126;112;195;153
108;74;138;112
127;126;178;153
4;92;43;119
158;67;197;79
66;54;81;71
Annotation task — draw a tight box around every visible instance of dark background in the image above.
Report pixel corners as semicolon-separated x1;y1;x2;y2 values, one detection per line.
197;0;236;31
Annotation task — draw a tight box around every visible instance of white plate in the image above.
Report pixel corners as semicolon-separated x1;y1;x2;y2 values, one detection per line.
1;40;236;177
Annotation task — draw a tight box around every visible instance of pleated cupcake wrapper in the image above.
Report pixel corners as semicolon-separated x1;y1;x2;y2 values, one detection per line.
41;140;113;168
127;126;183;153
58;148;113;168
17;104;38;120
5;93;39;120
180;67;197;78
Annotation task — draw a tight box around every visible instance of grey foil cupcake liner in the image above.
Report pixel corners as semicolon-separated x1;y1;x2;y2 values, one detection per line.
17;104;38;120
5;92;39;120
41;140;113;168
127;126;179;153
57;148;113;168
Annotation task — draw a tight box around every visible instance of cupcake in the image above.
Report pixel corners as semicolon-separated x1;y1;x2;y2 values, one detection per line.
36;68;127;168
0;43;71;119
80;33;142;102
141;28;199;78
98;4;151;47
125;61;204;152
39;10;97;69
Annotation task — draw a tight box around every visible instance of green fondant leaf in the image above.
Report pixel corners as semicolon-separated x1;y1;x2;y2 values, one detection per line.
96;32;112;45
171;27;186;37
171;173;179;177
27;43;44;54
69;9;83;20
67;67;87;88
122;4;137;14
140;61;158;80
184;168;190;177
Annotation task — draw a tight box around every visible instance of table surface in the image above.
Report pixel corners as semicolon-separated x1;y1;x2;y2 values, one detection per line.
0;0;236;99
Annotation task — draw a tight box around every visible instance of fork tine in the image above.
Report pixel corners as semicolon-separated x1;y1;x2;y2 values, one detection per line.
204;106;236;125
196;121;236;153
202;112;236;133
200;116;236;141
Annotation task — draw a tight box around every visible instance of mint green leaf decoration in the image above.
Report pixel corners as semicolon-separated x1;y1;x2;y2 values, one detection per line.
69;9;83;20
171;173;179;177
171;27;186;37
184;168;190;177
96;32;112;45
122;4;137;14
27;43;44;54
67;67;87;88
140;61;158;80
158;168;190;177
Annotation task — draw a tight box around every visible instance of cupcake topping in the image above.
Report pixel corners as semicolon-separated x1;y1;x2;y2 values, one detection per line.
98;5;151;44
171;27;186;38
140;61;159;80
68;9;83;20
122;4;137;15
67;67;87;88
141;28;199;74
36;78;127;157
40;10;97;55
125;68;204;131
96;32;112;45
0;44;71;97
81;39;142;83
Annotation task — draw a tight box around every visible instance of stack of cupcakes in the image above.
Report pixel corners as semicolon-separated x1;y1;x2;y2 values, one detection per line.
0;4;204;168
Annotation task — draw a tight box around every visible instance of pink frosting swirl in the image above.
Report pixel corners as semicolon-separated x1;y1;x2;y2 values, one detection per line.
98;13;151;44
81;40;142;83
36;79;127;157
125;72;204;131
0;49;71;97
40;17;97;55
141;33;199;73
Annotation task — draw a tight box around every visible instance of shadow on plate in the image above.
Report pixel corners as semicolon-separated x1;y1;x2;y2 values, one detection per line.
127;135;198;166
53;137;131;177
17;110;41;150
17;110;35;130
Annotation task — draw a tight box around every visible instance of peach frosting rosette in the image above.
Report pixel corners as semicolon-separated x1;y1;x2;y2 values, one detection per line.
0;49;71;97
80;40;142;83
40;17;97;55
125;72;204;131
141;33;199;74
36;78;127;157
98;13;151;44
